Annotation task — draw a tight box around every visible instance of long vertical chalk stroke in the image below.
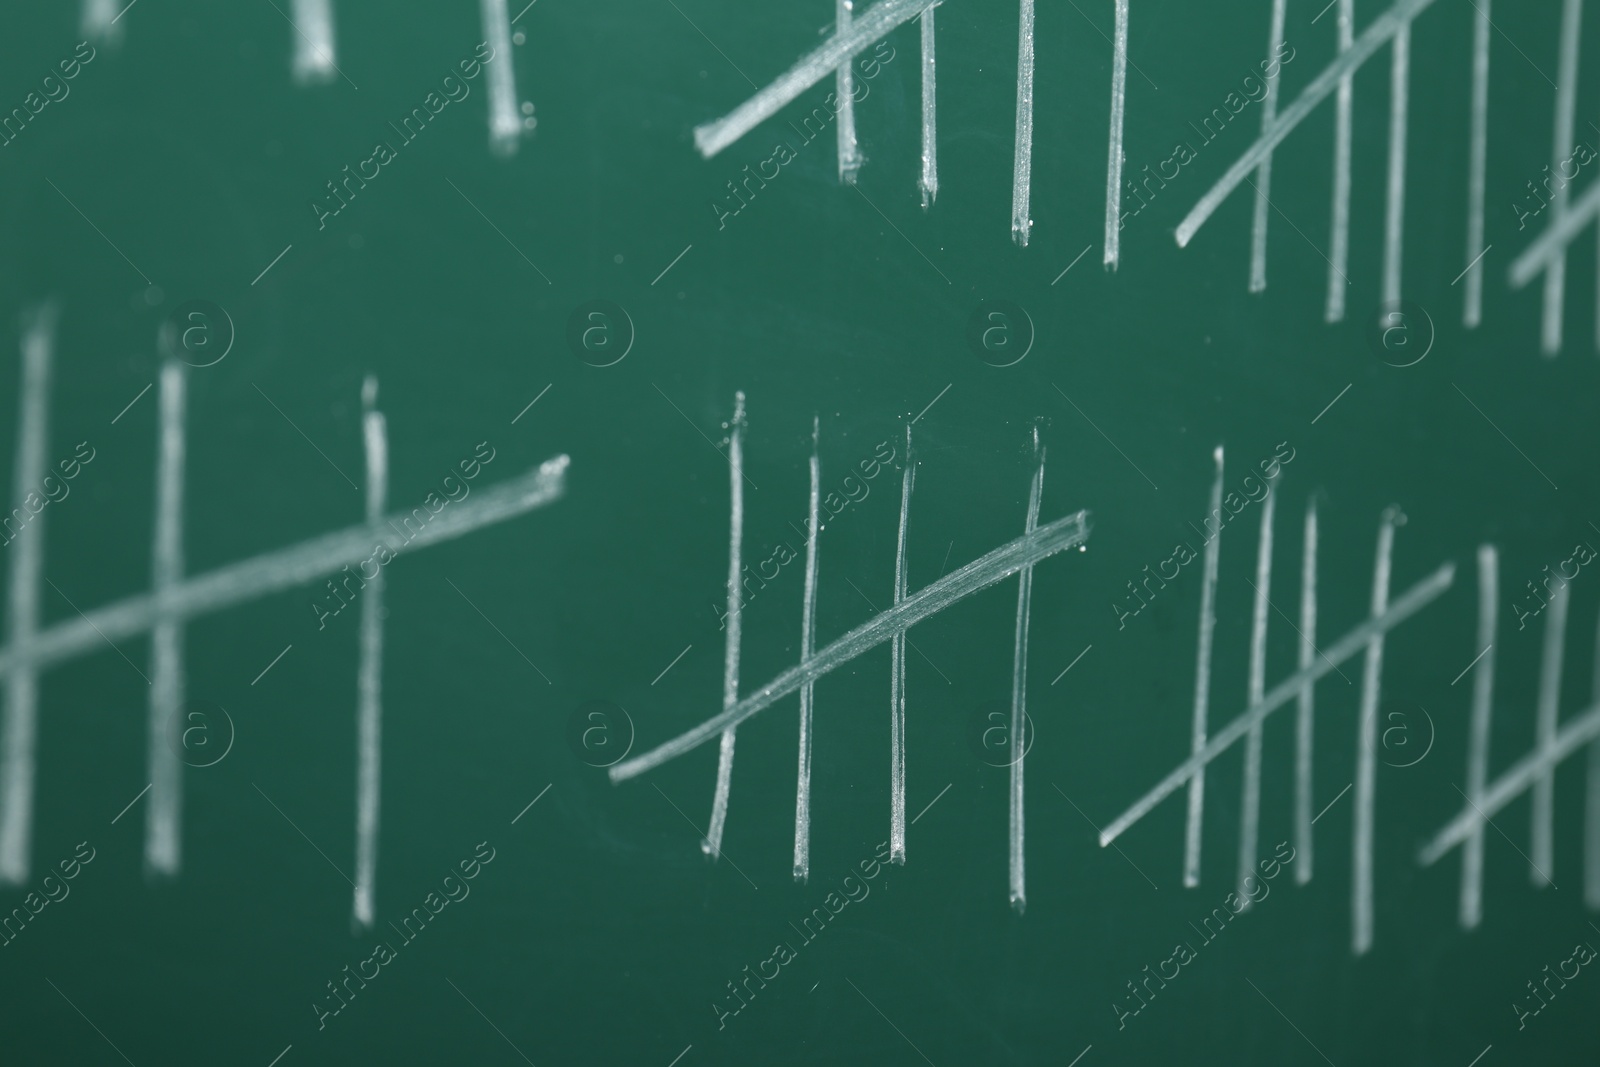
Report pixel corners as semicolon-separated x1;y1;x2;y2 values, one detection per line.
1293;497;1318;885
1460;545;1497;929
793;418;822;883
147;361;187;876
1012;0;1037;246
1463;0;1491;329
1183;447;1225;887
1531;578;1569;886
1380;19;1411;309
890;426;915;865
290;0;339;85
704;393;747;861
481;0;523;156
1325;0;1354;322
1248;0;1289;293
1237;479;1278;908
0;307;56;886
920;4;939;209
81;0;125;45
352;378;388;929
1352;508;1398;956
1010;431;1044;912
1543;0;1584;355
837;0;864;183
1587;605;1600;909
1103;0;1131;269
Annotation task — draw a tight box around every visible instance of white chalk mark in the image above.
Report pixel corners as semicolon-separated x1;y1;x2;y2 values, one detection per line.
1587;607;1600;909
1531;578;1568;887
1542;0;1584;355
1312;782;1352;825
0;307;55;884
1248;0;1288;292
111;383;152;425
1510;177;1600;287
251;644;293;686
1183;447;1224;888
1463;0;1490;328
146;362;188;878
612;509;1093;783
480;0;523;156
837;0;864;184
1460;545;1497;929
267;1045;293;1067
704;393;746;861
252;244;293;286
1051;644;1093;685
289;0;339;85
1053;244;1095;285
111;783;152;825
666;1046;692;1067
1324;0;1354;322
511;783;552;823
1102;0;1130;268
82;0;126;44
1176;0;1438;249
794;418;821;882
1066;1045;1093;1067
1421;699;1600;864
693;0;932;158
352;380;387;930
1009;433;1044;911
890;426;915;865
651;244;693;286
919;4;938;209
44;579;147;684
1238;481;1277;908
1101;560;1456;847
652;644;694;686
1465;1045;1491;1067
1379;20;1412;309
0;459;568;682
511;383;552;424
1352;510;1399;956
1294;499;1318;884
1011;0;1037;246
911;383;951;425
911;781;952;824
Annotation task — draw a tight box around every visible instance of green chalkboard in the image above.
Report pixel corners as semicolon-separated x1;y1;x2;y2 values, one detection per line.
0;1;1597;1065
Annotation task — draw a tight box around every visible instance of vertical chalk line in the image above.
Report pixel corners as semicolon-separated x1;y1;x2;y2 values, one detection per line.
289;0;338;84
81;0;125;45
1294;498;1318;885
793;417;821;883
481;0;522;156
1103;0;1131;269
919;4;939;209
1248;0;1289;293
1009;430;1044;913
1325;0;1355;322
1380;20;1412;310
1463;0;1491;328
1461;545;1497;929
890;425;915;865
147;361;187;876
1531;578;1569;886
704;392;746;860
1353;509;1398;956
1183;446;1224;887
1011;0;1037;246
837;0;864;183
1542;0;1583;355
1586;601;1600;908
352;377;387;930
1238;481;1278;909
0;307;56;885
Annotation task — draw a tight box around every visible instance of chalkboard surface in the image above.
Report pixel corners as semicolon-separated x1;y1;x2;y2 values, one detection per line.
0;1;1597;1065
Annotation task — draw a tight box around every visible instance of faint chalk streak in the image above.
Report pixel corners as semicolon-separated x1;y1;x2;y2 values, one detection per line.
252;244;293;286
652;644;693;685
251;644;293;685
267;1046;293;1067
652;781;758;890
652;383;760;491
1051;384;1158;489
1466;1046;1491;1067
512;783;552;823
652;244;693;286
666;1046;692;1067
511;383;552;424
1054;783;1157;890
1067;1047;1093;1067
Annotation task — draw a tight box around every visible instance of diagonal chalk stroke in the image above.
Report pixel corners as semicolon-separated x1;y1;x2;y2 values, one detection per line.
694;0;933;158
611;509;1092;783
1176;0;1439;249
1099;560;1456;847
